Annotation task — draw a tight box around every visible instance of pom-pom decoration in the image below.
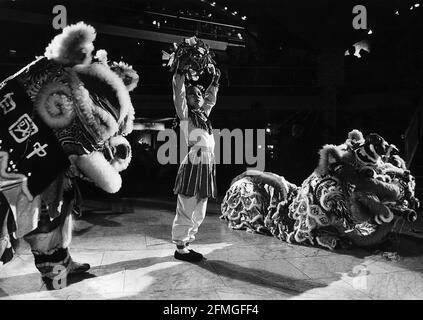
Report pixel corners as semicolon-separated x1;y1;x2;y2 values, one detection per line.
110;61;140;92
93;49;139;92
162;36;216;81
94;49;109;65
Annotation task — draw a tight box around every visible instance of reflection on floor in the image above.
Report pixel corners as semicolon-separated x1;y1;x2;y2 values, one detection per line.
1;197;423;300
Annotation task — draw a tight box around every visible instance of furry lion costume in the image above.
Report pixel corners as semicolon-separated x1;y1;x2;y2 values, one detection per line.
0;22;139;287
221;130;419;250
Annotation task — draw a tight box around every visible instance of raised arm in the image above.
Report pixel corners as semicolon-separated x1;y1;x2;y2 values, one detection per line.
202;67;220;116
172;72;188;120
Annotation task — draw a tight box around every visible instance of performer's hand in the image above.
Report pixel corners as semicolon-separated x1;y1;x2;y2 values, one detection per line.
211;66;221;86
214;67;221;79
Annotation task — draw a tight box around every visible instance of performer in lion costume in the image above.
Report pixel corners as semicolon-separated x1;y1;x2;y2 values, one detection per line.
0;22;138;287
221;130;419;250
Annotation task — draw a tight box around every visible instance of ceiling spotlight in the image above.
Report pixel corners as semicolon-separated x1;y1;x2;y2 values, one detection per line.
211;1;216;6
395;10;400;15
241;16;247;20
352;40;370;58
410;6;414;10
415;3;420;7
344;50;350;56
152;20;157;25
368;29;373;35
223;6;228;10
237;33;243;39
207;13;212;17
232;11;237;15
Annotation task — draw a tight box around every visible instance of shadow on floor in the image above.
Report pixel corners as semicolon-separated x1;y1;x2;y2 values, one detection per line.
198;259;326;295
1;251;329;299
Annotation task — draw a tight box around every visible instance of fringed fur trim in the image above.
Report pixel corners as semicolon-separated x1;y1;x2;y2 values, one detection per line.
110;61;139;92
73;63;135;135
120;112;135;136
315;144;345;176
380;162;406;176
340;129;364;150
348;129;364;144
68;70;119;142
74;151;122;193
44;22;96;66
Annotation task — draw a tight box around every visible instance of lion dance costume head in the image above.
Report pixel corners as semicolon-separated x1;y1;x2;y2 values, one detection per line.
0;22;139;286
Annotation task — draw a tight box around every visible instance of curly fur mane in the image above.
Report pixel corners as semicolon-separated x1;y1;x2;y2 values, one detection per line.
45;22;96;66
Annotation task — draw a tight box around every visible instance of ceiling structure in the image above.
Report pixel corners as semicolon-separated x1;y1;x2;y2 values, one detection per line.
0;0;422;93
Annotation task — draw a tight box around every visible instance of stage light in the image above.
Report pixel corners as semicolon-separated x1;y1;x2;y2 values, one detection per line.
241;16;247;20
152;20;157;25
232;11;237;15
352;40;370;58
410;6;414;10
415;3;420;7
368;29;373;35
211;2;216;6
223;7;228;10
344;50;350;56
237;33;243;39
395;10;399;15
208;13;212;17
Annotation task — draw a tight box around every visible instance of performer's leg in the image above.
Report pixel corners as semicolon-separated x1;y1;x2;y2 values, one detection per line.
187;197;208;244
172;194;196;249
24;208;89;289
172;194;203;262
24;215;72;289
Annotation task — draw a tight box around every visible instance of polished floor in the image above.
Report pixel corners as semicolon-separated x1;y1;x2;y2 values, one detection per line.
1;196;423;300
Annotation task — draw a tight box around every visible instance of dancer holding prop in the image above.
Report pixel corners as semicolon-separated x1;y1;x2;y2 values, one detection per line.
164;37;220;262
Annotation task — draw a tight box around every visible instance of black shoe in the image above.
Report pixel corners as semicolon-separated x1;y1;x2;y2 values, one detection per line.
174;249;204;262
68;260;91;275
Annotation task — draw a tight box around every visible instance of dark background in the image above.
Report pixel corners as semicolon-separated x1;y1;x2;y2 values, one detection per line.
0;0;422;200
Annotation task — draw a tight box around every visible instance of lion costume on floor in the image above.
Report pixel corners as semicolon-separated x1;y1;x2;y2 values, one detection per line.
221;130;419;250
0;22;138;287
